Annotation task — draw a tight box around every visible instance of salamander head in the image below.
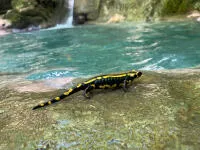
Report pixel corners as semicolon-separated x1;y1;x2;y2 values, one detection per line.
136;71;142;78
128;70;142;78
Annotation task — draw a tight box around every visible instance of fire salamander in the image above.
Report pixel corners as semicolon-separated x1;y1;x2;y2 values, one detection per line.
32;70;142;110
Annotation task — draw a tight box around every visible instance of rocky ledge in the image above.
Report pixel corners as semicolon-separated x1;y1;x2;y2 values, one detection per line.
0;69;200;149
187;10;200;22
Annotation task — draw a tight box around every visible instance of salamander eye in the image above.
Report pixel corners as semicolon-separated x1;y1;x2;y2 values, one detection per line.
137;72;142;77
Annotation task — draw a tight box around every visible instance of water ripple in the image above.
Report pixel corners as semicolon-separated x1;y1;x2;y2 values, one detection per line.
0;21;200;80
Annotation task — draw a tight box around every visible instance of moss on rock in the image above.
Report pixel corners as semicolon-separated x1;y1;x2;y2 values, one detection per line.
4;0;62;29
2;0;200;28
160;0;193;16
77;0;200;23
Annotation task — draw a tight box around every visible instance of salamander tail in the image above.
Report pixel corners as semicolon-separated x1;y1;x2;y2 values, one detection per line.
32;96;61;110
32;85;83;110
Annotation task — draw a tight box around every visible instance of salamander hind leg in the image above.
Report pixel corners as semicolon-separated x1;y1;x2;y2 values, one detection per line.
83;85;94;99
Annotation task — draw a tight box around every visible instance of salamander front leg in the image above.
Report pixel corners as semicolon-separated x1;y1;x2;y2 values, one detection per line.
123;80;128;92
83;85;93;99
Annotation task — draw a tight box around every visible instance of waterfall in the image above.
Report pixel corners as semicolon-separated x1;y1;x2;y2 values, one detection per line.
65;0;74;27
54;0;74;29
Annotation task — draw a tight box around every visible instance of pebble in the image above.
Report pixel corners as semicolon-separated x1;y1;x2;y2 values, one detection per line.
0;110;5;114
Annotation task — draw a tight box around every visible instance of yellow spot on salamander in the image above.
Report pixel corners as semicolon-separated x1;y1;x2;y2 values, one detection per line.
48;101;52;105
77;83;82;88
91;84;95;88
64;92;69;95
99;84;114;89
105;85;111;88
102;76;109;79
64;88;73;95
119;83;124;87
40;103;44;106
97;77;102;80
99;85;105;89
84;78;96;84
128;72;137;77
102;74;126;78
55;97;60;101
68;88;73;92
112;84;117;88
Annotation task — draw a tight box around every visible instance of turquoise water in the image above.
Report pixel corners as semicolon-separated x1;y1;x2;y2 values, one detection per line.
0;21;200;80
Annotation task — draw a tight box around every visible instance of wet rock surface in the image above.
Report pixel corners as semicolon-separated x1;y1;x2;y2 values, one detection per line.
74;0;100;21
0;70;200;149
73;13;87;25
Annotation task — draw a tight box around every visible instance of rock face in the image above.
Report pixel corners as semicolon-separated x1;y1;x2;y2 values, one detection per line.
1;69;200;149
187;10;200;18
73;0;100;24
187;10;200;22
107;14;125;24
73;0;161;23
73;0;198;24
2;0;69;29
1;0;199;28
0;0;12;14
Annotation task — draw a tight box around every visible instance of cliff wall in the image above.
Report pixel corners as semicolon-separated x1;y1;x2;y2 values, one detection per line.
1;0;200;29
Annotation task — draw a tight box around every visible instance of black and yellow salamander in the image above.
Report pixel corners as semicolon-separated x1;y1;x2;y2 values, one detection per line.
32;70;142;110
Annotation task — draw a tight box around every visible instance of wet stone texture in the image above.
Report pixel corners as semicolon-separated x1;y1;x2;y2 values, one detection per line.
0;70;200;149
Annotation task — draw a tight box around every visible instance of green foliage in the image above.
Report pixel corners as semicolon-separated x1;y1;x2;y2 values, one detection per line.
4;9;21;23
11;0;37;10
4;0;60;28
100;0;195;21
194;2;200;11
161;0;192;16
178;0;190;13
142;0;162;20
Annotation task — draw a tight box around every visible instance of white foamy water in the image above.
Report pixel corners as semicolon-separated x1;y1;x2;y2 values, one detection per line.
53;0;74;29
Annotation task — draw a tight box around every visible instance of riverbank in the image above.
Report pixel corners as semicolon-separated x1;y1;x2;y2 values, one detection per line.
0;16;197;38
0;69;199;149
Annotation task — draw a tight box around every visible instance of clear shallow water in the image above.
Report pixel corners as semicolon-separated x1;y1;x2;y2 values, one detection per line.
0;21;200;80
